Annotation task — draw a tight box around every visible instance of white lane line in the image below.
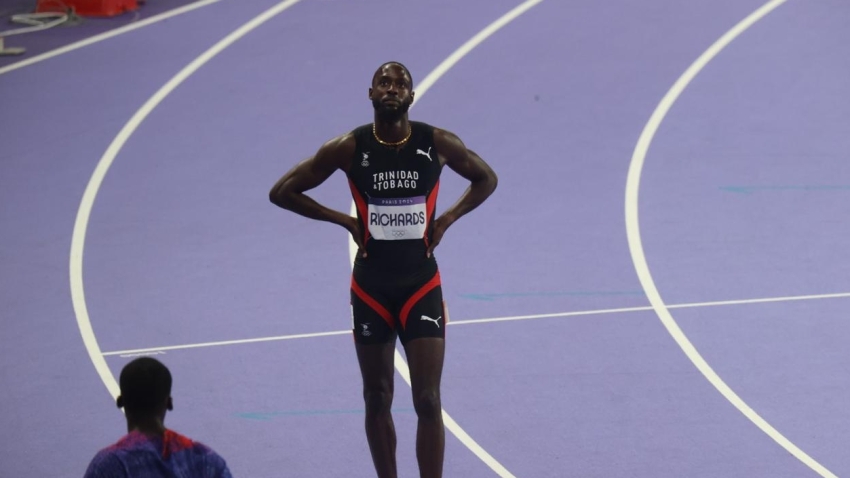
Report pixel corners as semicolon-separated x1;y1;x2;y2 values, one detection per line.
70;0;303;400
0;0;224;77
346;2;545;476
102;330;350;356
100;290;850;356
624;0;837;476
458;291;850;326
664;291;850;310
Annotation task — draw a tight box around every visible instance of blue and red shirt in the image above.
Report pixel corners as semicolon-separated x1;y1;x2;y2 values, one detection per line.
84;429;232;478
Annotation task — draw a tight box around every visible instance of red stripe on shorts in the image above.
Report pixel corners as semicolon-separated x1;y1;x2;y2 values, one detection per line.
399;271;441;329
351;277;394;328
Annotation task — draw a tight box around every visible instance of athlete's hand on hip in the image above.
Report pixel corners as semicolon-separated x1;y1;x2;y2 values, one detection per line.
426;216;451;258
345;216;367;258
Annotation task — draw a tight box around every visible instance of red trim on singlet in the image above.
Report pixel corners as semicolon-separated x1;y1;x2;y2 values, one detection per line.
399;271;441;329
347;179;370;244
351;277;394;328
162;430;194;459
422;181;440;246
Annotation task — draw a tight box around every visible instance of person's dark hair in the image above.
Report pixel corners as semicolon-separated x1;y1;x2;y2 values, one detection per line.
373;61;413;87
117;357;172;413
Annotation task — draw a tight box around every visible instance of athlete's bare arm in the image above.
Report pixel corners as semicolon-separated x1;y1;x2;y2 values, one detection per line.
269;133;363;246
428;128;498;256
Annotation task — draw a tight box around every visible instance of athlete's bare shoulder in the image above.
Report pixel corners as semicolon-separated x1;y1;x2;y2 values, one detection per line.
313;131;358;173
431;126;461;141
431;127;468;166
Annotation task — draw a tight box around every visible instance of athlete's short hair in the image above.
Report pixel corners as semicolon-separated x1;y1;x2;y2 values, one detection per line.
373;61;413;87
118;357;172;413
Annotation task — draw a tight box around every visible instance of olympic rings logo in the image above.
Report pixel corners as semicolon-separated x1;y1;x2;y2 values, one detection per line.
392;231;405;237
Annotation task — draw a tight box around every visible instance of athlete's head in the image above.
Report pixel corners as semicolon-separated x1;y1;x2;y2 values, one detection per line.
116;357;173;416
369;61;414;121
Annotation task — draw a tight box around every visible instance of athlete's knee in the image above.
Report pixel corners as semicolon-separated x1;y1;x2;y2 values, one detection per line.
413;388;441;420
363;387;393;416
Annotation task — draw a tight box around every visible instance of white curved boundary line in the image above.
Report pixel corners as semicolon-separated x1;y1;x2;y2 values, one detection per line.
347;1;544;476
624;1;836;476
70;0;303;400
0;0;223;77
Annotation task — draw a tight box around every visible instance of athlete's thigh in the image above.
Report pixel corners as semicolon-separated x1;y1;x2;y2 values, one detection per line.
355;340;397;394
397;265;446;390
403;337;445;395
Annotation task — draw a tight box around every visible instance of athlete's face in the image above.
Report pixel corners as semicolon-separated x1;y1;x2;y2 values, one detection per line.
369;64;414;121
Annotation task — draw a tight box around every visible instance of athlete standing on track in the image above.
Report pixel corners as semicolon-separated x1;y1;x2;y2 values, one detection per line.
269;61;498;478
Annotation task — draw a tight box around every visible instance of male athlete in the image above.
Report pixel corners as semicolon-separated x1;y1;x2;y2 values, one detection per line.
269;61;498;478
83;357;232;477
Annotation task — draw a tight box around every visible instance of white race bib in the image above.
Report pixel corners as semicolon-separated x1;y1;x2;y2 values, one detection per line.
367;196;427;240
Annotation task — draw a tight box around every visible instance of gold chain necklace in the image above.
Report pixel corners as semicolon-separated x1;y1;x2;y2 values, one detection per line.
373;122;411;147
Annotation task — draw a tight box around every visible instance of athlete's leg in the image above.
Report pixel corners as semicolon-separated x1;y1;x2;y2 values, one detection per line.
351;269;400;478
355;339;398;478
403;337;445;478
398;266;447;478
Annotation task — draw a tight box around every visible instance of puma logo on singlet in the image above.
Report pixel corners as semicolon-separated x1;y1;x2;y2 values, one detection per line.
420;315;442;328
416;147;433;161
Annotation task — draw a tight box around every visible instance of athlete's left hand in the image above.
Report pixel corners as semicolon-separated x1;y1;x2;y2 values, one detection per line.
426;215;452;258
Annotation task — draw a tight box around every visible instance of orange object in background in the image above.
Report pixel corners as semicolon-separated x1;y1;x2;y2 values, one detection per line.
36;0;139;17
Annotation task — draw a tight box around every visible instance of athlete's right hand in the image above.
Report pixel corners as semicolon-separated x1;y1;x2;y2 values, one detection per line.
345;216;367;258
